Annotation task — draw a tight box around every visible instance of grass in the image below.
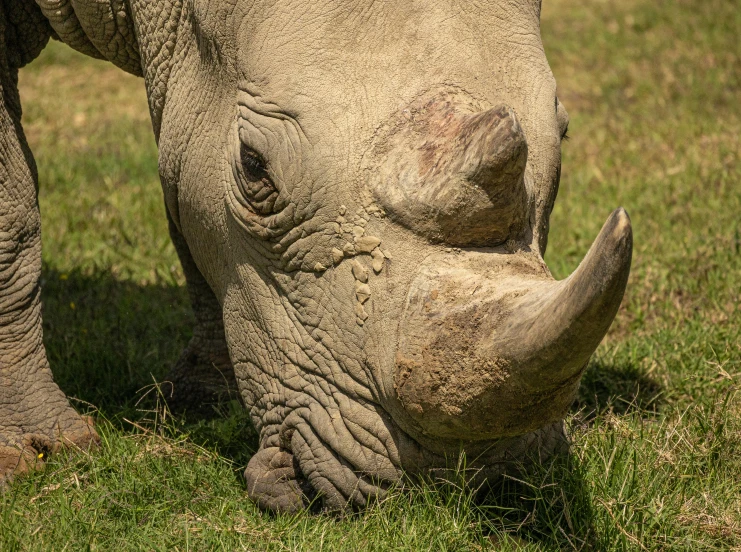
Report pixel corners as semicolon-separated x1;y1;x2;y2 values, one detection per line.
2;0;740;549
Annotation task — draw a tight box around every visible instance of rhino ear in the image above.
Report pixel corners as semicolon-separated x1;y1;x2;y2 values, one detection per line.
35;0;142;76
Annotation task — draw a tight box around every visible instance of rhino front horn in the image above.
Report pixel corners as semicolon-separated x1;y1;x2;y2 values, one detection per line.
394;208;633;441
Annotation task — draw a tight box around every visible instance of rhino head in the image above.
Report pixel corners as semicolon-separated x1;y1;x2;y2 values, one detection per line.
147;0;633;511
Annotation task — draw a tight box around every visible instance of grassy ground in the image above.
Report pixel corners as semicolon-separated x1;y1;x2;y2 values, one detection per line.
2;0;740;549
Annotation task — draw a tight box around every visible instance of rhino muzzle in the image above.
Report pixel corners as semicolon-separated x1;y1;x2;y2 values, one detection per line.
394;208;633;441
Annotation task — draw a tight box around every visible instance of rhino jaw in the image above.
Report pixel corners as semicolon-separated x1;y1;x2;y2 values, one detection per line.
394;208;633;441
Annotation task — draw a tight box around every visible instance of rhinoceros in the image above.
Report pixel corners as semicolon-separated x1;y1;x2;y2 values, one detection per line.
0;0;632;512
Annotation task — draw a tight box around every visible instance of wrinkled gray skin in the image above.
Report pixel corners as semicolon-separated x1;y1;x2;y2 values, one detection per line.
0;0;633;512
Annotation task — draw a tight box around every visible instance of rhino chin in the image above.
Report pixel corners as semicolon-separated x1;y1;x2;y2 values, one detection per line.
394;208;633;441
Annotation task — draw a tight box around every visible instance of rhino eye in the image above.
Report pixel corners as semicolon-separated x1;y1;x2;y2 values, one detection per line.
241;144;269;181
233;142;279;215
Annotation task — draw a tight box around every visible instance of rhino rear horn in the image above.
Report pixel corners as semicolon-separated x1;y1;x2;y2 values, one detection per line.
455;106;528;201
370;100;530;246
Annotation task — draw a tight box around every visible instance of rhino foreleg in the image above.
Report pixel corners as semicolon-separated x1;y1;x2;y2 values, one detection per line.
0;8;98;483
163;211;240;417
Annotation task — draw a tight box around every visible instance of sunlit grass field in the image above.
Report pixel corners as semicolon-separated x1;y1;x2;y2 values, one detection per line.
2;0;740;549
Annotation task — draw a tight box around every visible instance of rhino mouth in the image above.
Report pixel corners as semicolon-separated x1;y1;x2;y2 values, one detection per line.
394;208;633;443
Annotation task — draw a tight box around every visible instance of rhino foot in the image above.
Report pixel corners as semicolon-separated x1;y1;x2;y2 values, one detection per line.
1;414;98;486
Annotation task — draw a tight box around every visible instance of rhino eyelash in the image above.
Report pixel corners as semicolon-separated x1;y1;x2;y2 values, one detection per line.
240;144;269;180
232;142;279;216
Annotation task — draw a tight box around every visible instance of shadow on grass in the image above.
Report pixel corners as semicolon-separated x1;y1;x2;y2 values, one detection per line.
476;358;666;547
41;265;259;467
478;451;598;550
574;358;665;421
41;266;191;415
